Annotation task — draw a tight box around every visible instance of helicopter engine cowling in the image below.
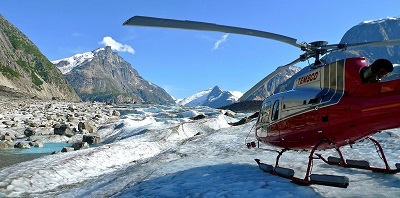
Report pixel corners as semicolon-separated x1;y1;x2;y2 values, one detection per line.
360;59;393;82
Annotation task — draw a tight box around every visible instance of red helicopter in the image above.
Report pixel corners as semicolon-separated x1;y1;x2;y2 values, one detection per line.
124;16;400;188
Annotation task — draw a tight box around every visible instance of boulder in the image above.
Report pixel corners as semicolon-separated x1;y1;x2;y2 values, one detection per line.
54;124;76;137
47;115;56;121
224;112;235;118
29;140;44;148
45;104;52;109
112;110;121;116
0;141;13;150
2;120;12;126
83;135;101;144
61;147;74;152
27;121;39;127
14;142;31;149
5;132;15;140
1;134;13;141
190;114;206;120
78;121;97;133
77;122;85;132
72;142;89;150
24;128;36;137
68;104;76;112
229;112;260;126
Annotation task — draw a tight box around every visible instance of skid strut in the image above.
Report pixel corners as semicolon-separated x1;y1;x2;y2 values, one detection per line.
316;137;400;174
255;136;400;187
255;139;349;188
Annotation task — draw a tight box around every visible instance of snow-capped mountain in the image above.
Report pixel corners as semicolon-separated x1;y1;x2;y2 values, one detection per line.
176;86;242;108
52;46;175;104
323;16;400;64
52;48;105;74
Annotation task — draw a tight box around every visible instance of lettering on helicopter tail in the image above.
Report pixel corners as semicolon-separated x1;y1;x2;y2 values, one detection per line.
296;71;320;86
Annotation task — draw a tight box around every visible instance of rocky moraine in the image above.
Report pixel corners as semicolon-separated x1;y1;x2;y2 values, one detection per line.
0;96;121;153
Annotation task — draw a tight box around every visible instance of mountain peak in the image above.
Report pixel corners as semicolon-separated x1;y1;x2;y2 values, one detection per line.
177;86;242;108
105;46;112;54
52;47;106;74
361;17;400;25
209;85;222;94
53;46;175;104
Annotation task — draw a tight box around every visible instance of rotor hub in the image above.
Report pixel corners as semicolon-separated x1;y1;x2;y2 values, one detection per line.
310;41;328;47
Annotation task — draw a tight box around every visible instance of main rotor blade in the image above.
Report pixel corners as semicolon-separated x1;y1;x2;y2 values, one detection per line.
239;57;302;101
124;16;302;48
325;39;400;50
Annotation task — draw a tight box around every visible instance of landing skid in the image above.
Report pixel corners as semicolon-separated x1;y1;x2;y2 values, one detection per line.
316;137;400;174
254;137;400;188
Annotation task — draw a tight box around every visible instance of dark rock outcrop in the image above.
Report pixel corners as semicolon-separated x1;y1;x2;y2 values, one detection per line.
72;142;89;150
83;135;100;144
14;142;31;149
54;124;75;137
245;66;301;101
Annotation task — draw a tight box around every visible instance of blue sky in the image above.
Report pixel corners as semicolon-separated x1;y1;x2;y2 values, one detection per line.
1;1;400;99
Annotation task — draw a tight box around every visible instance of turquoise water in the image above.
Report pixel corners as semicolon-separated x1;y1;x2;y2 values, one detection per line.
0;143;72;169
1;143;72;154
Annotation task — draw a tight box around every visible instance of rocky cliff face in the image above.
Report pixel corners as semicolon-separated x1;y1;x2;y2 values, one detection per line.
53;47;175;104
323;17;400;64
0;15;80;101
246;66;301;100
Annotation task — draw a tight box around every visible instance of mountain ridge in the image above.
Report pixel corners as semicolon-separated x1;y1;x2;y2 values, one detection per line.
53;46;175;104
0;15;80;101
176;86;242;108
323;17;400;64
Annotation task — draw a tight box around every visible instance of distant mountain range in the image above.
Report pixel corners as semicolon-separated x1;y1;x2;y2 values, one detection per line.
176;86;242;108
52;47;175;104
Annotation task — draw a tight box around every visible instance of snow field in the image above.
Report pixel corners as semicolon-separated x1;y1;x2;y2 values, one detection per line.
1;104;400;197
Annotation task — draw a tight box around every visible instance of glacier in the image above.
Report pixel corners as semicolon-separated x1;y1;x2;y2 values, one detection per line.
0;104;400;197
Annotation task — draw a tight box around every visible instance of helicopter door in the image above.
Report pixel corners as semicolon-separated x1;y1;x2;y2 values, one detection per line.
271;99;281;121
265;98;282;140
256;100;271;138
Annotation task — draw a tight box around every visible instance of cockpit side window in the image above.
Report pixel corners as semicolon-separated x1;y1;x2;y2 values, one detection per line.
271;100;280;121
260;101;271;123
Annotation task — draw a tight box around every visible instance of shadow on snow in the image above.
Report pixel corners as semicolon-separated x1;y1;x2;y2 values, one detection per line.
115;163;322;198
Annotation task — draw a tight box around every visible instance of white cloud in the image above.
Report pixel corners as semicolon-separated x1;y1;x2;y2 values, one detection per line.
99;36;135;54
212;34;229;50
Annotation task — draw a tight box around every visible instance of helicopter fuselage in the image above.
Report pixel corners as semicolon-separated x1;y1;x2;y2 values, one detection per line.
256;57;400;150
